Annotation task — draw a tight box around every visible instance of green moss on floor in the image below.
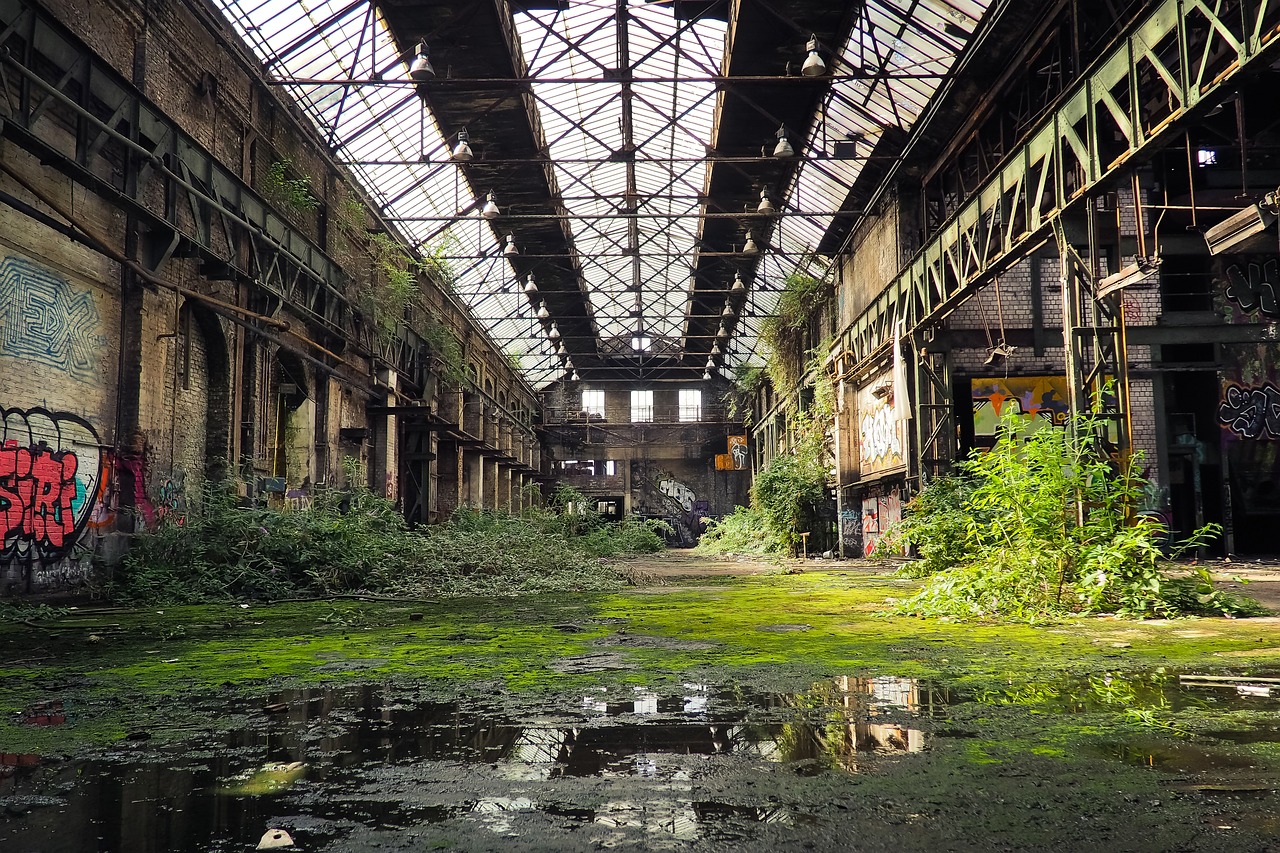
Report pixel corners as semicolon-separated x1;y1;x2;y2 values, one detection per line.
1;568;1278;756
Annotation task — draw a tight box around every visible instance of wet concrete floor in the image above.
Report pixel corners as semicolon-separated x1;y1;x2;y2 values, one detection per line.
3;561;1280;851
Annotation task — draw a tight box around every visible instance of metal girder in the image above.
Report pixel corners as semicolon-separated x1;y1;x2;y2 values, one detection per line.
838;0;1280;371
0;0;355;342
1055;216;1129;450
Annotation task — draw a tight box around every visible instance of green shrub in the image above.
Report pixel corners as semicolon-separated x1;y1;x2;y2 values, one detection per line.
696;505;783;556
883;408;1256;620
112;481;665;604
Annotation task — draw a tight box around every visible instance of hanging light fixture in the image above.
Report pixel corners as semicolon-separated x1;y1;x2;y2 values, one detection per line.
757;188;776;215
503;234;519;257
801;34;826;77
571;370;581;381
717;323;730;339
705;356;716;370
548;322;560;341
451;128;473;161
481;191;500;220
537;301;550;321
523;275;538;297
722;302;736;319
408;39;435;81
711;341;722;356
730;272;747;295
772;125;795;158
702;370;712;381
742;232;760;254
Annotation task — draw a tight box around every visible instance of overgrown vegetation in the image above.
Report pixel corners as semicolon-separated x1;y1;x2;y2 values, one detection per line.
876;408;1260;620
421;316;468;386
722;364;766;426
701;352;833;556
263;158;318;213
758;271;830;396
110;482;665;604
361;231;420;342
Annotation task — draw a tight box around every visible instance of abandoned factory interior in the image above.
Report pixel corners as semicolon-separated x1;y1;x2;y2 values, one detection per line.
4;0;1280;597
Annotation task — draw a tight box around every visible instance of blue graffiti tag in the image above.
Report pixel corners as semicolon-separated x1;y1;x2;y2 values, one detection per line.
0;256;104;381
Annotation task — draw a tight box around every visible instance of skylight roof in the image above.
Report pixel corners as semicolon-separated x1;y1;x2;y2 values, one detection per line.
212;0;993;386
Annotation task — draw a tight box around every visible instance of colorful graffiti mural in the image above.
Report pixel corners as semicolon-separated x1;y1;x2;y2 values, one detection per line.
860;491;902;557
971;376;1071;440
1219;382;1280;440
857;374;904;476
1;408;104;565
0;256;105;382
715;435;749;471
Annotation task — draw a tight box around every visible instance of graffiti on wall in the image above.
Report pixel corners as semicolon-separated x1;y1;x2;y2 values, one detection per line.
860;491;902;558
1224;259;1279;318
971;376;1070;440
840;507;861;555
857;373;903;476
715;435;749;471
0;256;105;382
658;475;697;512
1218;382;1280;440
1;408;104;573
630;461;700;547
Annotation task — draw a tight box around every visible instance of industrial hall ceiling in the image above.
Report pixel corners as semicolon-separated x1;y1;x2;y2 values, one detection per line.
214;0;993;386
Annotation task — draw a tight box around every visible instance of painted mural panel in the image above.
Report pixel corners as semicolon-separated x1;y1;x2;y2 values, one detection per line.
1;408;106;589
857;372;904;476
0;256;106;383
970;376;1070;443
714;435;749;470
860;489;902;557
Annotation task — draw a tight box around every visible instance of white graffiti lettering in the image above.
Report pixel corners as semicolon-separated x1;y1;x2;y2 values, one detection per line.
658;477;696;512
859;405;901;463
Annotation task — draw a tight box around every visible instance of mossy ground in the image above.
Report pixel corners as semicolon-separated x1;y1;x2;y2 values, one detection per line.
4;562;1280;850
3;566;1277;755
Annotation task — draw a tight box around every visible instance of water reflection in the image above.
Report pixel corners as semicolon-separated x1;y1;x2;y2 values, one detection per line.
0;677;932;851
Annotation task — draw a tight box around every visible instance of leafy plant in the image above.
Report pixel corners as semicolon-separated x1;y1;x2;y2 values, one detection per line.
759;271;830;397
722;364;766;425
263;159;318;213
111;478;666;605
422;317;468;386
881;406;1257;620
697;505;784;556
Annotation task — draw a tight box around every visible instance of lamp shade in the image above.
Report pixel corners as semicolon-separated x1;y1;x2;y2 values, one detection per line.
408;40;435;81
503;234;519;256
481;192;500;220
801;35;826;77
757;188;776;215
451;129;473;161
773;125;795;157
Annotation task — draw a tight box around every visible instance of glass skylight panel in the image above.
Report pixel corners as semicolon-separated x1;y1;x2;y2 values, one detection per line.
211;0;990;386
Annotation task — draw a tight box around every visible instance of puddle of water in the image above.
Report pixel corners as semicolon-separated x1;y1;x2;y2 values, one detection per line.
0;678;933;852
1091;738;1266;772
975;669;1280;715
